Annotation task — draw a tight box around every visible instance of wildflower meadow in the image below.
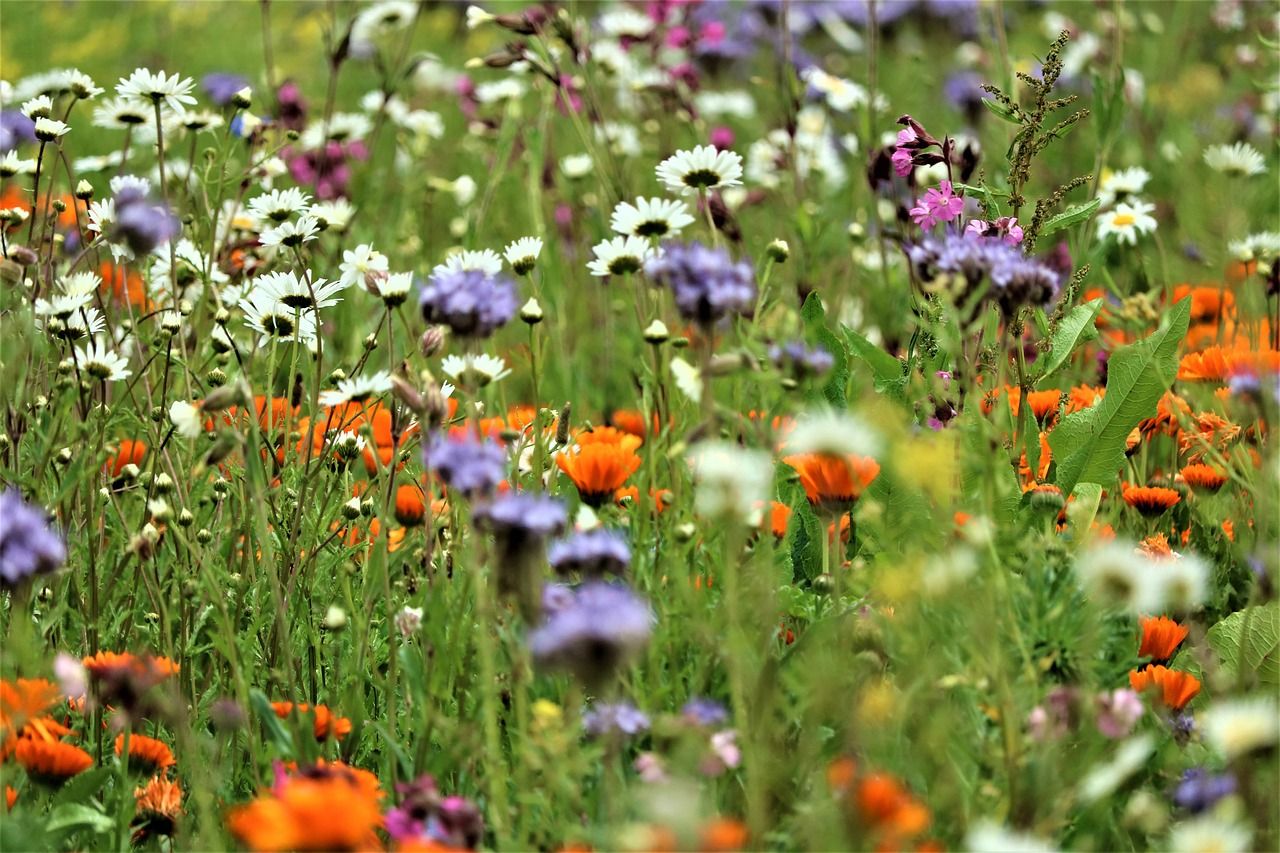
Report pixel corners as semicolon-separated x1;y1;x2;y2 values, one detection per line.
2;1;1279;850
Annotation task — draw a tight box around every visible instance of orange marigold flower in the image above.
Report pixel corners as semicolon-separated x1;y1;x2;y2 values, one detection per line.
768;501;791;540
82;651;180;681
1128;665;1200;710
1179;463;1227;493
99;261;149;309
575;426;643;453
5;785;15;809
1122;485;1180;517
134;775;183;839
614;486;673;513
1024;389;1064;426
14;738;93;785
1178;346;1280;382
1138;534;1175;560
699;818;749;852
1067;385;1105;413
1138;391;1191;435
1017;433;1052;486
0;678;60;734
1222;519;1235;542
1138;616;1188;664
104;438;148;477
270;702;352;742
826;756;858;793
1178;412;1241;460
394;483;427;526
1173;284;1234;324
556;443;642;506
115;733;175;774
856;773;931;838
506;404;542;434
608;409;655;440
782;453;880;512
226;771;383;852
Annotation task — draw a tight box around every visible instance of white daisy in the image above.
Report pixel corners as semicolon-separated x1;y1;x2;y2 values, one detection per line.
474;78;528;104
597;7;654;38
360;90;409;122
298;112;373;148
1074;541;1162;613
45;306;105;342
1200;696;1279;761
1203;142;1266;177
610;197;695;238
259;214;320;248
92;97;151;129
339;244;389;289
110;174;152;197
690;441;773;522
375;272;415;307
1096;200;1157;245
1228;231;1280;263
239;290;319;350
561;153;594;179
34;293;93;318
59;272;102;298
310;199;356;230
0;150;36;178
33;118;70;141
1097;166;1151;208
20;95;53;119
800;67;870;112
656;144;744;195
451;175;478;206
1157;551;1208;611
351;1;417;49
73;152;125;174
693;90;757;120
1168;817;1253;853
504;237;543;275
116;68;197;113
434;248;503;277
247;188;312;225
168;401;204;439
439;353;511;387
318;370;395;407
595;122;642;157
964;822;1055;853
75;338;132;381
669;356;703;404
398;109;444;139
785;410;881;459
587;236;656;277
252;270;346;311
1079;734;1154;802
179;111;223;133
64;69;103;100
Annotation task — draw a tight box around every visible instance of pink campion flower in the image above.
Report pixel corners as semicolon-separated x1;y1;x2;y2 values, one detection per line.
891;146;914;176
665;25;692;48
910;180;964;229
699;20;726;47
710;126;735;150
966;216;1024;245
1096;689;1143;739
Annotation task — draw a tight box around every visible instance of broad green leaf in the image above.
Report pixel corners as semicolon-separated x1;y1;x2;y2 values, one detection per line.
1050;298;1190;495
1040;198;1101;238
52;767;112;808
250;689;296;756
841;325;906;397
981;97;1020;124
959;412;1021;522
1207;603;1280;686
1065;482;1103;543
955;182;1003;218
780;473;823;584
1019;400;1040;484
801;293;850;407
44;803;114;834
1036;298;1103;385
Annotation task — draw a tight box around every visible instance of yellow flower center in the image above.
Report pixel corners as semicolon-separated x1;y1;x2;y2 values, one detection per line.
1113;213;1136;227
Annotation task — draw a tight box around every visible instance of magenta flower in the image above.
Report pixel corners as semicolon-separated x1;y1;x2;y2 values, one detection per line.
910;180;964;229
891;147;914;177
966;216;1024;245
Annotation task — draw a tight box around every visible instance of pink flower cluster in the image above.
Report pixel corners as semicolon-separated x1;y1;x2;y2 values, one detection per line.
909;180;965;229
966;216;1025;245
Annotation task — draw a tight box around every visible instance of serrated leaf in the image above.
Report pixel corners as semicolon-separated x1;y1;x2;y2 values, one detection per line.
51;767;112;808
1049;299;1190;495
780;474;822;584
1040;198;1101;238
841;325;906;397
801;293;850;407
44;803;114;834
1036;298;1103;385
1207;603;1280;685
1065;482;1103;543
250;689;296;756
981;97;1020;124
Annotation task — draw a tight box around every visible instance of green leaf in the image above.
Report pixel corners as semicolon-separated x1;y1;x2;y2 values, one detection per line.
954;182;1003;218
1049;298;1190;495
1036;298;1103;385
1207;603;1280;686
52;767;112;808
1065;482;1103;542
44;803;114;834
841;325;906;397
1040;198;1101;238
780;473;823;584
981;97;1020;124
250;689;296;756
801;293;850;407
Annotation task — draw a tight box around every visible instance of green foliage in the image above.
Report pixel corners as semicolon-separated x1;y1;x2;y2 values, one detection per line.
1207;604;1280;686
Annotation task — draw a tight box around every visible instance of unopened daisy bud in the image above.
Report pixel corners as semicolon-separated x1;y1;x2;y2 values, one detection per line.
214;307;230;325
177;508;194;527
814;573;835;594
206;367;227;387
153;472;175;494
148;498;172;522
0;435;9;450
675;522;697;542
10;246;38;268
766;239;790;262
232;87;253;109
520;297;544;324
342;497;361;520
327;368;348;385
141;523;161;546
56;447;73;465
363;333;378;351
196;528;213;544
391;375;426;415
395;605;424;637
161;313;182;334
52;199;66;214
643;319;669;345
34;118;70;142
75;180;94;200
555;402;572;446
420;326;446;357
847;222;866;242
120;463;141;482
212;477;230;495
201;379;249;413
422;384;449;428
670;336;690;349
360;497;375;518
323;606;348;630
465;4;495;28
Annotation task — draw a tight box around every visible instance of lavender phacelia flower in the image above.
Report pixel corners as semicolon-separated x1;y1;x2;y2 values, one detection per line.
768;341;835;379
529;581;653;687
681;697;729;727
202;72;250;106
421;432;507;498
548;528;631;578
645;241;756;326
1;489;67;588
111;187;179;256
1173;768;1237;814
473;492;567;619
418;268;518;338
907;231;1061;318
583;701;650;738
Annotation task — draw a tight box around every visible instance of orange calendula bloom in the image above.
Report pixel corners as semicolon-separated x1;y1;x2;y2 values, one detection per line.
608;409;655;440
768;501;791;539
1138;391;1192;436
5;785;15;809
394;483;427;526
14;738;93;785
115;733;175;774
1180;463;1227;493
82;651;180;681
783;453;880;512
856;773;931;839
134;775;183;839
1067;385;1105;413
227;769;383;852
1178;345;1280;382
100;261;150;309
557;443;642;507
1173;284;1234;323
0;678;60;734
575;426;644;452
1129;665;1200;710
104;438;148;477
270;702;352;742
1122;485;1180;517
699;818;749;852
1138;534;1175;560
1138;616;1189;664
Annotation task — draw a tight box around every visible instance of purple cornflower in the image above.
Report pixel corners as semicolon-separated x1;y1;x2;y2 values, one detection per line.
418;268;518;338
1;489;67;588
681;697;729;727
645;241;756;327
768;341;835;379
529;581;653;687
1173;768;1237;814
475;492;566;619
385;775;484;849
422;432;507;498
201;72;250;106
909;180;965;229
112;187;179;256
548;528;631;578
1095;689;1144;739
583;701;650;738
943;70;988;121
